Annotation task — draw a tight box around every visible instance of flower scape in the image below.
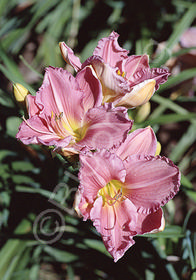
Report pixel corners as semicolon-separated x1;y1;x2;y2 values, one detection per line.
16;31;181;262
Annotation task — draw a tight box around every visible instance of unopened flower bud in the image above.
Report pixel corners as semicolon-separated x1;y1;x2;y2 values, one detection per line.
13;83;29;103
155;141;161;156
135;101;151;123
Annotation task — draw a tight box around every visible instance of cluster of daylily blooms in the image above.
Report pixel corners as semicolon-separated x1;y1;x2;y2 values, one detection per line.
16;32;181;262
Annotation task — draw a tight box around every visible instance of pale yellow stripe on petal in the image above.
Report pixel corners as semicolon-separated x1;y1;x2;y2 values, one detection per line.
116;79;156;108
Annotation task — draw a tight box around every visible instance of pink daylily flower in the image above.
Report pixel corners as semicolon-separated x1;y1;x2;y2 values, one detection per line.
76;127;180;262
16;66;133;155
60;31;169;108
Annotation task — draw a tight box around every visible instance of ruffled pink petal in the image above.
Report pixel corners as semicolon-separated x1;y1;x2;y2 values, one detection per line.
129;67;170;91
76;66;102;112
76;193;93;221
115;126;157;160
16;115;72;147
123;155;180;214
124;54;149;81
77;104;133;150
93;31;129;68
79;149;126;203
115;79;156;108
136;208;165;234
59;42;82;71
149;68;170;90
26;95;41;117
90;197;137;262
36;67;84;131
82;56;130;103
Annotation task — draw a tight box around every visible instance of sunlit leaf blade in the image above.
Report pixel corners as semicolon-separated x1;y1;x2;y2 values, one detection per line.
0;219;31;279
139;225;184;238
138;112;196;127
43;246;78;263
169;123;196;162
151;95;188;115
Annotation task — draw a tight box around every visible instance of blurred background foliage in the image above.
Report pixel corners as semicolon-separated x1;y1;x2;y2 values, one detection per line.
0;0;196;279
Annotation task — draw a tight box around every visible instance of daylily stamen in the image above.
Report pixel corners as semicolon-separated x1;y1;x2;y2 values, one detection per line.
51;111;79;139
117;69;121;75
117;69;126;78
55;112;63;121
122;71;126;78
99;180;124;206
